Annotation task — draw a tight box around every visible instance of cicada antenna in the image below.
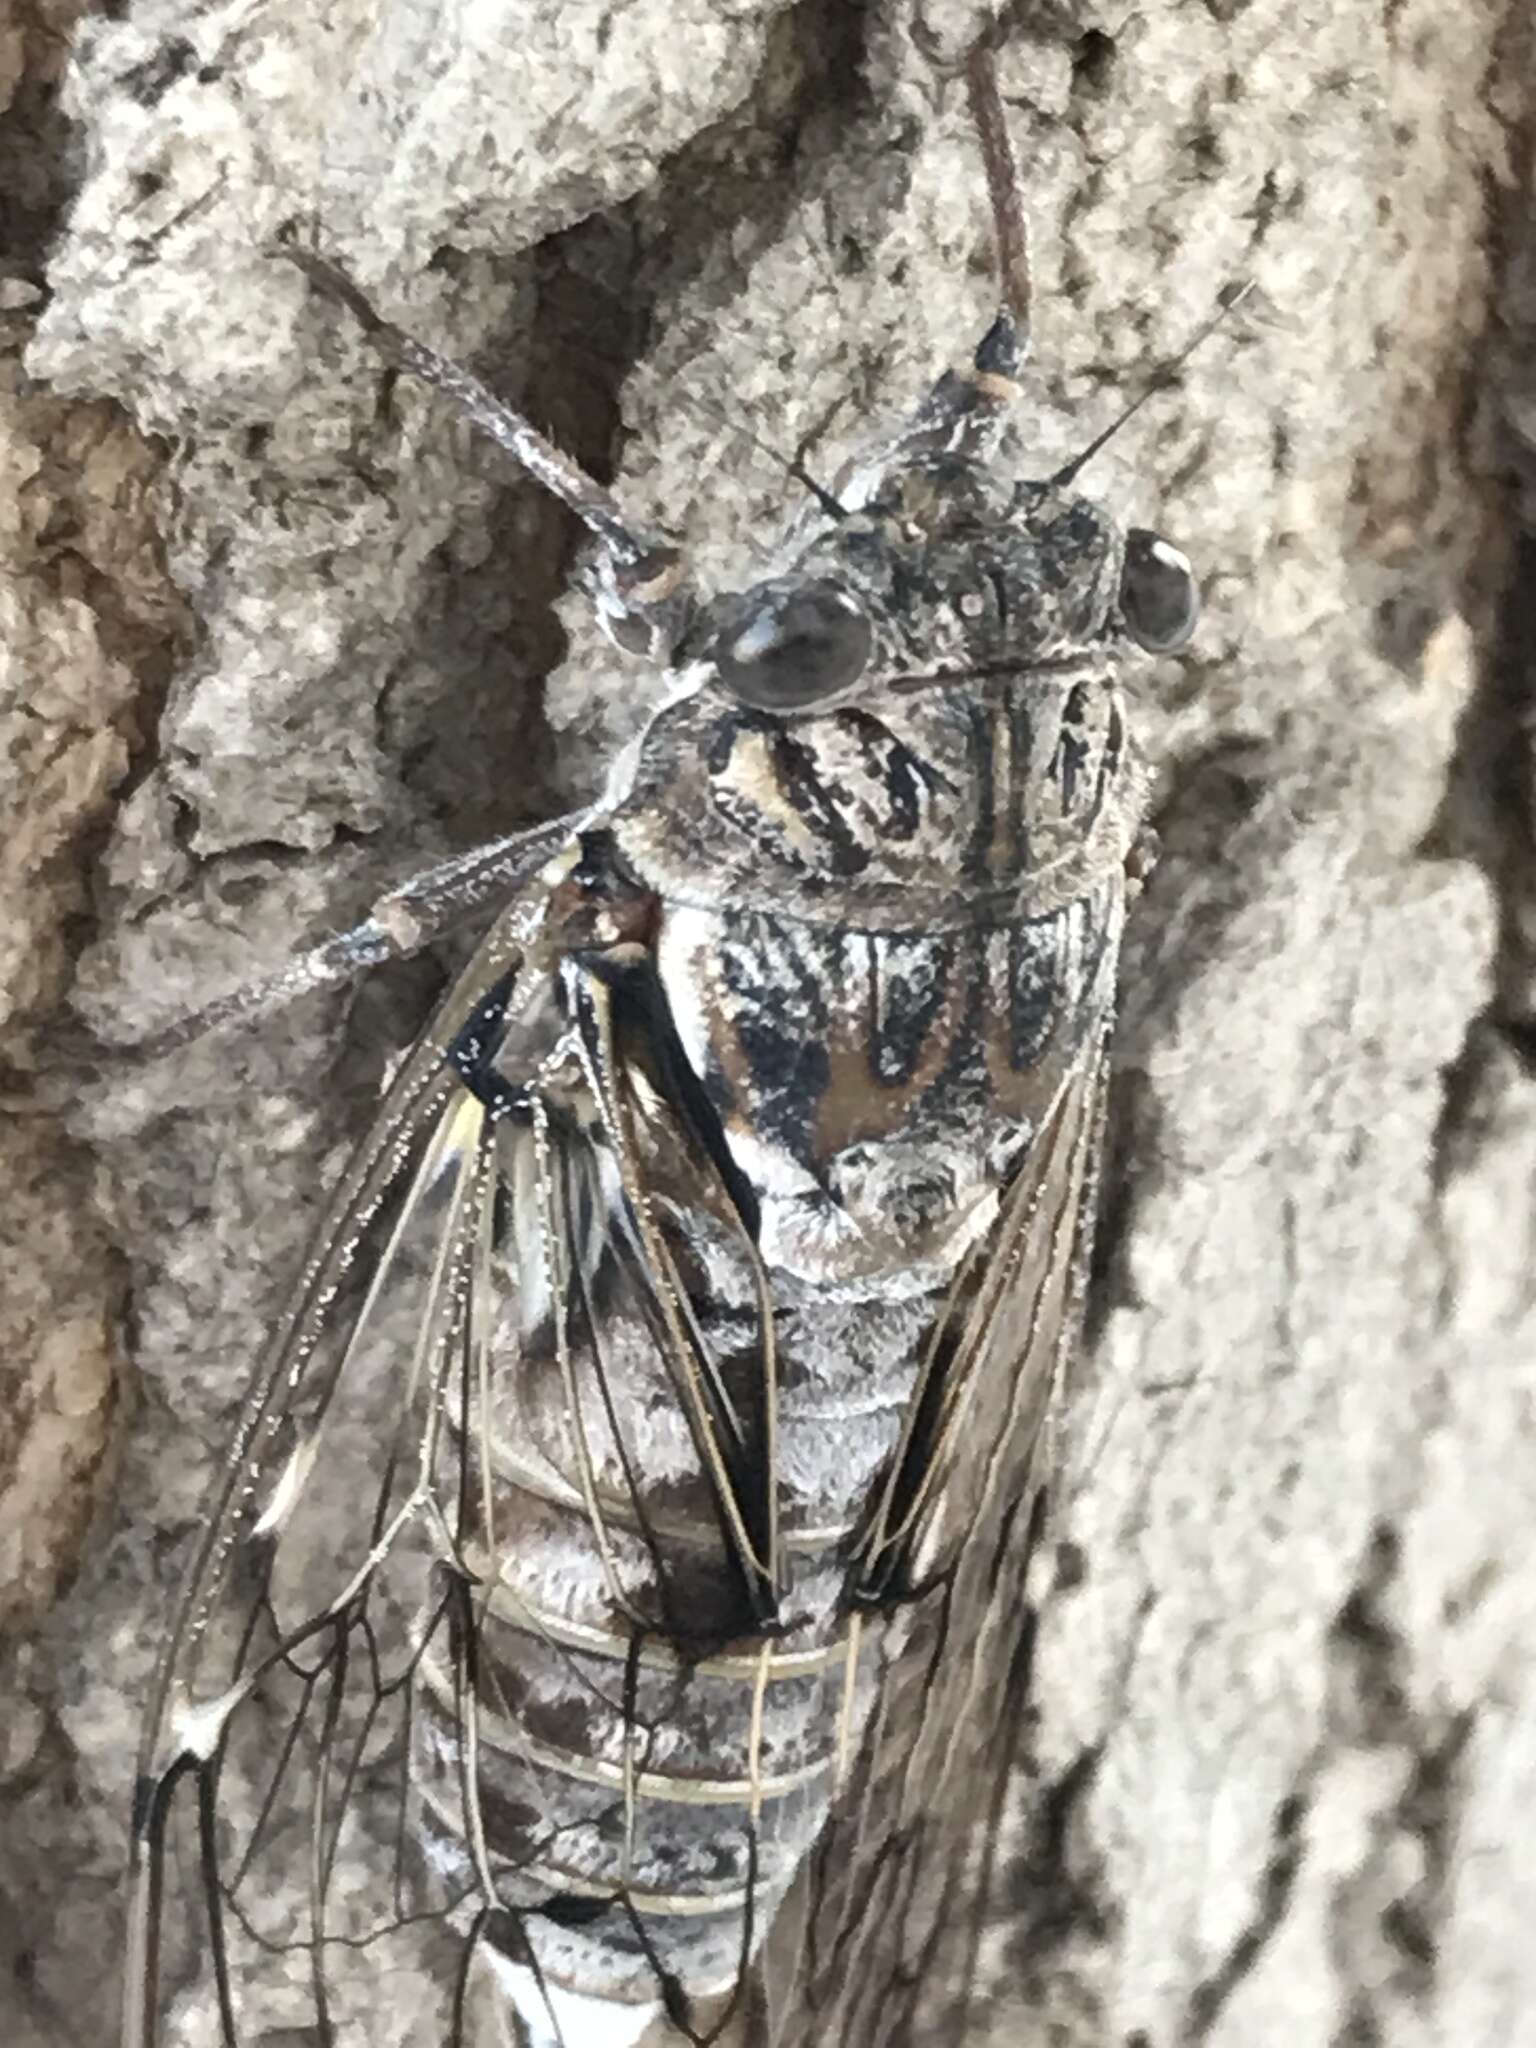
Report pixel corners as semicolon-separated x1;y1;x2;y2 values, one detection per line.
1050;280;1256;488
280;246;694;656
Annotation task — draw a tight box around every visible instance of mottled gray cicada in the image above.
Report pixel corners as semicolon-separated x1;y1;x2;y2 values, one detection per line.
122;47;1212;2048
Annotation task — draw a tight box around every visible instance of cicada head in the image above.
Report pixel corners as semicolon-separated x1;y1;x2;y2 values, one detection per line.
673;310;1199;717
672;471;1132;714
613;323;1188;918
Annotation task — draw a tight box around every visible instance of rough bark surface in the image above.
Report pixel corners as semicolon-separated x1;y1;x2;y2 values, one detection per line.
2;1;1533;2045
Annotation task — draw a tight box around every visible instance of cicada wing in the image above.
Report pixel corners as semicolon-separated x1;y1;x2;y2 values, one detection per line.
122;871;563;2048
125;1068;496;2048
123;869;792;2048
761;1028;1111;2048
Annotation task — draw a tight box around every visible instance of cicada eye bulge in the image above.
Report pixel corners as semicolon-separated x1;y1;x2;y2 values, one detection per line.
1120;527;1200;652
710;579;873;712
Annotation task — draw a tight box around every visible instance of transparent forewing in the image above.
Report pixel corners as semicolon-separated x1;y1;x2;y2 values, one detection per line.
122;882;554;2048
765;1033;1111;2048
122;884;811;2048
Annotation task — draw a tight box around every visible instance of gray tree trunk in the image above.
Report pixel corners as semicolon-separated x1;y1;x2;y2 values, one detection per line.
3;1;1533;2044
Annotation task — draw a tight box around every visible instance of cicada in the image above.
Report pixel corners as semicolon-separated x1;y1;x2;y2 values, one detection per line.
122;47;1212;2048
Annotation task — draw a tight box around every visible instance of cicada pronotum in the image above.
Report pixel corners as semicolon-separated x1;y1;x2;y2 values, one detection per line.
121;44;1220;2048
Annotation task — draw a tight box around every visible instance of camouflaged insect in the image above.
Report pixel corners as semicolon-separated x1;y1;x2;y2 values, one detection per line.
122;48;1203;2048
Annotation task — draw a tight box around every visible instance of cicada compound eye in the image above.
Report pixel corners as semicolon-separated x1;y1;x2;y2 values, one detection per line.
1120;528;1200;652
709;579;873;712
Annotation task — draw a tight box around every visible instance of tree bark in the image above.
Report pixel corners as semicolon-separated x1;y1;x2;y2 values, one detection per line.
3;1;1533;2044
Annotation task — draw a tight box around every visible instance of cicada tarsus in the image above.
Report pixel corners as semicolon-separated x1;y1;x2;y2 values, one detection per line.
121;48;1217;2048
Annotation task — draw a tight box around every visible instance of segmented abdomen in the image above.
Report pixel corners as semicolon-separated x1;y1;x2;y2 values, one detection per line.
412;1242;944;2028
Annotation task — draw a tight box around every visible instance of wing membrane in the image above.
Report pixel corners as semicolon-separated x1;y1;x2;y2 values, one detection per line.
124;881;547;2048
762;1028;1112;2048
125;866;797;2048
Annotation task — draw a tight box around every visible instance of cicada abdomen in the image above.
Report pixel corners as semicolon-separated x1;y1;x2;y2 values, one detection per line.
123;44;1214;2048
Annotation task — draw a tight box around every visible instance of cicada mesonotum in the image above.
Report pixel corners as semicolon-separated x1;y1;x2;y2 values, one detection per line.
122;47;1212;2048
